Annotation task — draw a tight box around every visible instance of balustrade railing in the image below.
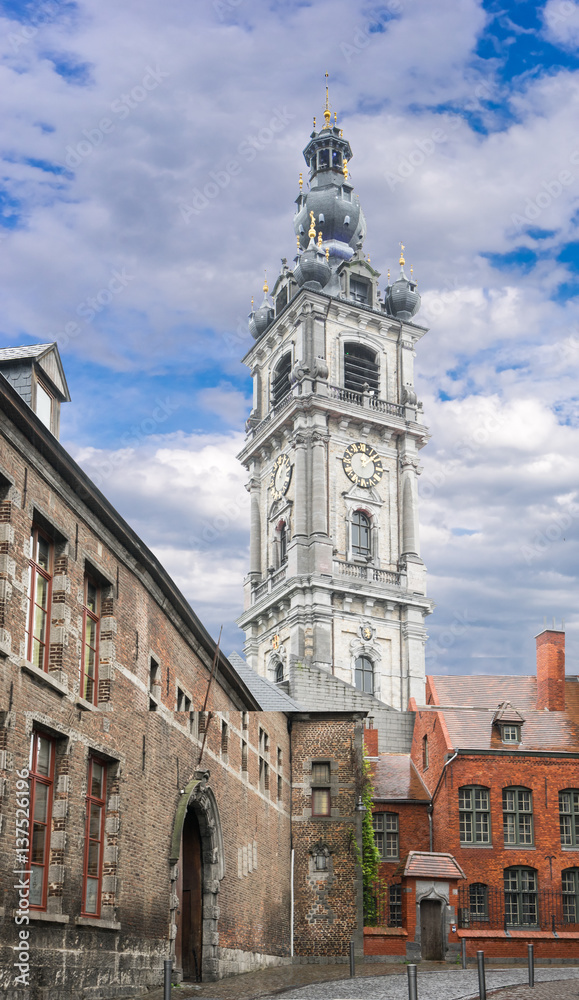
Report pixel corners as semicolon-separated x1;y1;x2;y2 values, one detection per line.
333;561;401;586
457;886;579;933
251;565;287;603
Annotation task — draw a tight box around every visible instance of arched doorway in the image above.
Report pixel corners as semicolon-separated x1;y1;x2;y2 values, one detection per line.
420;899;444;960
170;773;225;983
177;808;203;981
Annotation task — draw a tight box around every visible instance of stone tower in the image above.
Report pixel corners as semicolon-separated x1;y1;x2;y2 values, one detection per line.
237;98;432;710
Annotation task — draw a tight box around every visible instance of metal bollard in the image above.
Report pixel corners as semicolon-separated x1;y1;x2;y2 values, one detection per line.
407;963;418;1000
528;943;535;987
349;940;355;978
476;950;486;1000
163;959;172;1000
461;938;467;970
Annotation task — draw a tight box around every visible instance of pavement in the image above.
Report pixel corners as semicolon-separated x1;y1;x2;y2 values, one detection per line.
118;962;579;1000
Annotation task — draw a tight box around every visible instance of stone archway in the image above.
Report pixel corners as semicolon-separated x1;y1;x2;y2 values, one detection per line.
169;771;225;982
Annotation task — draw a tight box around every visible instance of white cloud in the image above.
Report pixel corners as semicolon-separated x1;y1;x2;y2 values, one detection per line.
543;0;579;51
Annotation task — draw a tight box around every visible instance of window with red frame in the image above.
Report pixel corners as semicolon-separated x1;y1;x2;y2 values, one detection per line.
311;761;331;817
28;731;55;909
82;757;107;916
81;577;101;704
25;527;53;670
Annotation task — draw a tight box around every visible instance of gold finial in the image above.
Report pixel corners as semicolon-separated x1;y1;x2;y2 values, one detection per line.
334;111;337;125
399;242;405;266
342;158;348;181
325;247;329;261
323;71;331;127
263;270;268;295
387;269;390;282
313;116;316;130
297;234;301;252
367;255;371;264
340;129;343;137
317;230;323;248
251;296;254;310
308;210;316;240
410;264;413;277
299;172;303;191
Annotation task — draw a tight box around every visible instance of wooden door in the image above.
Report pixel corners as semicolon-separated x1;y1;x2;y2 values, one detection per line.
182;809;203;981
420;900;444;960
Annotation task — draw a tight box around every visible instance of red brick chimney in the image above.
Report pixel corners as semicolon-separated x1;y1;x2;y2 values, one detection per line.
364;723;379;757
536;629;565;711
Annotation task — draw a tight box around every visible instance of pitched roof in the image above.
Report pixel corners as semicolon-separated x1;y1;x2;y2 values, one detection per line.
493;702;525;724
397;852;466;880
371;753;430;801
428;675;579;752
0;342;70;400
227;652;304;711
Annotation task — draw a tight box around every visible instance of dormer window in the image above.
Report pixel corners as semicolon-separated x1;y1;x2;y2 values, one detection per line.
35;379;54;429
502;725;521;744
350;277;369;304
493;701;524;745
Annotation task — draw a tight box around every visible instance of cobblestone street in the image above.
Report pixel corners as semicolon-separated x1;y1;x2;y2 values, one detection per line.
119;962;579;1000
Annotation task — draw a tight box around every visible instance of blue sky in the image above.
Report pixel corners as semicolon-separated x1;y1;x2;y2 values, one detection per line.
2;0;579;678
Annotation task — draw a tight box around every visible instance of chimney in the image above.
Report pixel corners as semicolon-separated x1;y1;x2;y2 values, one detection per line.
364;721;379;757
536;629;565;711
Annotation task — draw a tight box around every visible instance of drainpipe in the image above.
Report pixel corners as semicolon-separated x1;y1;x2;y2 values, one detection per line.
290;848;295;957
429;751;458;852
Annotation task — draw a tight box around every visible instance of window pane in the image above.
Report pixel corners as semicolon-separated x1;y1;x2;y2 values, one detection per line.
34;573;49;610
89;802;102;839
84;878;99;914
29;866;44;906
372;815;384;832
312;788;330;815
91;762;104;799
33;782;48;822
86;581;98;613
36;382;52;428
36;535;50;570
35;736;51;776
31;823;46;863
312;763;330;783
87;840;100;877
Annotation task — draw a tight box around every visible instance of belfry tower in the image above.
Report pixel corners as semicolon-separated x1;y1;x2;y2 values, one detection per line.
237;92;432;710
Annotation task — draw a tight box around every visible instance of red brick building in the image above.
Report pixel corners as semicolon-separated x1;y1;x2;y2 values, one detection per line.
366;629;579;962
0;347;365;1000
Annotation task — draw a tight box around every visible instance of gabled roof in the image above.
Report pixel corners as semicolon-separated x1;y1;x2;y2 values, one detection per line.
0;342;70;401
427;675;579;752
396;851;466;880
227;652;304;711
371;753;430;802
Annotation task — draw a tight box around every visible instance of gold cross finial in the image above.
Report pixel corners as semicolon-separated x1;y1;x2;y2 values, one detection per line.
263;270;268;295
251;296;254;310
342;158;348;181
323;71;331;127
313;116;316;130
399;242;405;266
308;210;316;240
387;269;390;282
299;172;303;191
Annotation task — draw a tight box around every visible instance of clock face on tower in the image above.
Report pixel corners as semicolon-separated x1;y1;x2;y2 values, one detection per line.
342;442;383;488
270;453;292;500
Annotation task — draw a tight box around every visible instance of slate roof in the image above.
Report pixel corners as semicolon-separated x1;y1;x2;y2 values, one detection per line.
227;652;304;711
397;851;466;880
427;675;579;753
0;342;71;401
371;753;430;802
0;344;55;361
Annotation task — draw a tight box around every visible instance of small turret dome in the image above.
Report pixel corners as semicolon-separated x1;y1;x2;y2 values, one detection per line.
384;248;421;321
249;277;274;340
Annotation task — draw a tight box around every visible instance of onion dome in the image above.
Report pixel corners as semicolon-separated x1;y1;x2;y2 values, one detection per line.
384;245;421;321
294;214;331;291
293;84;365;261
249;275;275;340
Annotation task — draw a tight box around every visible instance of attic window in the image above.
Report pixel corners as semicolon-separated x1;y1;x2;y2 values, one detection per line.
502;725;521;744
350;278;370;305
35;380;53;429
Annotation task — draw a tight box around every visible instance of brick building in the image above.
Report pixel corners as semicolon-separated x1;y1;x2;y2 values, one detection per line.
0;347;366;1000
365;630;579;962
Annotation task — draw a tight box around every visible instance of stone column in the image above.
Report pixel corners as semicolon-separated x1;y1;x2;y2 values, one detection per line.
311;431;328;536
293;435;308;536
400;458;419;557
247;478;261;575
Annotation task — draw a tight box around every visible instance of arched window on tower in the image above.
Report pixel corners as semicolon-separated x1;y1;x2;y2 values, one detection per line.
351;510;371;558
355;655;374;695
272;353;292;407
277;520;288;566
344;343;379;394
275;661;284;684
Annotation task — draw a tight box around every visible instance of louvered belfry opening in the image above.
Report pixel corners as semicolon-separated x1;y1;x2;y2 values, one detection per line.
344;343;379;393
272;353;292;406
